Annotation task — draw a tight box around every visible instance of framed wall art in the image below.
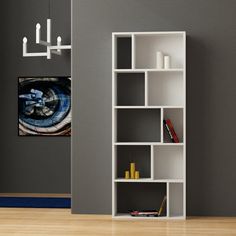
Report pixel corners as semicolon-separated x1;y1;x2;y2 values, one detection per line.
18;77;71;136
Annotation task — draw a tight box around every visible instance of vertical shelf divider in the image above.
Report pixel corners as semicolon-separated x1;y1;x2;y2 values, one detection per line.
145;71;148;106
160;108;164;143
183;31;186;218
151;145;154;180
167;182;170;217
112;33;116;217
131;34;135;69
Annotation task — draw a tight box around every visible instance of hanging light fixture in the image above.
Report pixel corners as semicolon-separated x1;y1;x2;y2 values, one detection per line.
22;0;71;59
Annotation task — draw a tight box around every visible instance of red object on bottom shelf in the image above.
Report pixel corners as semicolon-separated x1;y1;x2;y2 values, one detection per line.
130;210;160;217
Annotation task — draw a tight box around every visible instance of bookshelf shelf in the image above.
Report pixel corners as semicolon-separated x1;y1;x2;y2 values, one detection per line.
114;106;184;109
114;178;152;182
112;32;186;219
135;33;184;69
113;214;169;220
117;109;161;142
116;73;145;106
153;146;183;180
163;108;184;143
114;142;184;146
156;143;184;146
148;71;184;106
114;69;184;73
115;142;161;146
169;183;184;217
116;145;151;179
116;182;167;217
113;214;185;220
114;178;184;183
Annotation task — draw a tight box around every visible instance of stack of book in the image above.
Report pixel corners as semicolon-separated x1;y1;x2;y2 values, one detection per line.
130;196;167;217
163;119;179;143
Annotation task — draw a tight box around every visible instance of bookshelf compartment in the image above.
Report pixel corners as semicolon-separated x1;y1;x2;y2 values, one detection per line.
116;37;132;69
116;145;151;179
117;109;161;142
117;73;145;106
135;34;184;69
163;108;183;143
153;146;183;180
148;71;184;106
169;183;184;217
117;182;166;216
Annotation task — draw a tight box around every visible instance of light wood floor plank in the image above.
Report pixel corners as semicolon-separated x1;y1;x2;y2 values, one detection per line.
0;208;235;236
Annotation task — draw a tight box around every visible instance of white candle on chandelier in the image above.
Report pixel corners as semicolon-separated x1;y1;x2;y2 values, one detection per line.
47;19;51;43
36;23;41;44
57;36;62;52
23;37;28;55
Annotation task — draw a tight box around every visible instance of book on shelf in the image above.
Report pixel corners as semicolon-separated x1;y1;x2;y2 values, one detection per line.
130;195;167;217
163;119;179;143
158;195;167;216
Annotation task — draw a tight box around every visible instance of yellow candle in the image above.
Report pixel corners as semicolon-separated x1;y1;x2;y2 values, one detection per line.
125;171;130;179
130;163;135;179
135;171;140;179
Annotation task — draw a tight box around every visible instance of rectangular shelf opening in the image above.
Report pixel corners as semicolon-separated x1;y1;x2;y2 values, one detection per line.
116;182;166;216
153;146;183;180
135;34;184;69
116;146;151;179
169;183;184;217
163;108;183;143
116;73;145;106
117;109;161;142
116;37;132;69
148;71;184;106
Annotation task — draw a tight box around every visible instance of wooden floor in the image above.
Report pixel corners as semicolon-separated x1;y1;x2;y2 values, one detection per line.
0;208;235;236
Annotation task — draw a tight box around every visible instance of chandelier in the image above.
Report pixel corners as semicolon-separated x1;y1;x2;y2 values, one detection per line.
22;0;71;59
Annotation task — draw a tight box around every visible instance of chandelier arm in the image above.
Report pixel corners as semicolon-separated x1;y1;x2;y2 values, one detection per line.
23;37;47;57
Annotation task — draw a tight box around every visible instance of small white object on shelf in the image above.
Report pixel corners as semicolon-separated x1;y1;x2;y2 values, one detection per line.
164;56;171;69
156;51;164;69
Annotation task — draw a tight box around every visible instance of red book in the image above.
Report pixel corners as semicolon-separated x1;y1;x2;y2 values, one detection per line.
166;119;179;143
163;120;174;143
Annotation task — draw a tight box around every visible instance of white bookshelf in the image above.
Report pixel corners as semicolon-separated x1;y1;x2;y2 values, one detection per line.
112;31;186;219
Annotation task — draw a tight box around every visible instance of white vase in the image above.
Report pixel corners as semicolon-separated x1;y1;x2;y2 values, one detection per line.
156;51;164;69
164;56;171;69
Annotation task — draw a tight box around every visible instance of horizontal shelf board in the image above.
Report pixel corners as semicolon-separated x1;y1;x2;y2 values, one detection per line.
113;31;185;36
114;178;184;183
114;215;167;220
114;142;184;146
115;178;151;182
145;69;183;72
156;143;184;146
114;106;184;109
115;142;161;146
114;69;183;73
113;214;185;220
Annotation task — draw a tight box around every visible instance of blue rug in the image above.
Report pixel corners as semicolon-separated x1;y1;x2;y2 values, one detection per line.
0;197;71;208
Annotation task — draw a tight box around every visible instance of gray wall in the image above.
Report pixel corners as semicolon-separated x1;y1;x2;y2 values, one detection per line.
72;0;236;215
0;0;71;193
